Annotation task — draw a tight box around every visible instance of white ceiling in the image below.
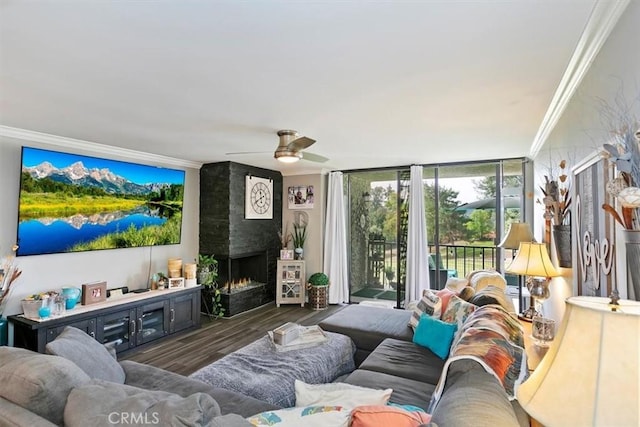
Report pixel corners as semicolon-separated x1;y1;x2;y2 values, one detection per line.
0;1;602;174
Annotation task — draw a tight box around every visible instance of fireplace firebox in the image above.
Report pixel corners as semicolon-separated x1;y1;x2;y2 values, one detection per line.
216;251;271;317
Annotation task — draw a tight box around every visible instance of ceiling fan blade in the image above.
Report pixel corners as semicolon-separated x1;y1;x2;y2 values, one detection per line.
301;152;330;163
287;136;316;151
226;151;271;155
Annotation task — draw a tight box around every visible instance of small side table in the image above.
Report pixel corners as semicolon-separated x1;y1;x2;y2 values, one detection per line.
519;319;549;372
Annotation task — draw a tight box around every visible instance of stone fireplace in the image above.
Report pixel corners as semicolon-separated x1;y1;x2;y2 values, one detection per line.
199;161;283;317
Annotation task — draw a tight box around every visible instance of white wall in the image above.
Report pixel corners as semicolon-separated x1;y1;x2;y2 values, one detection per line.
282;174;327;281
533;1;640;322
0;136;200;316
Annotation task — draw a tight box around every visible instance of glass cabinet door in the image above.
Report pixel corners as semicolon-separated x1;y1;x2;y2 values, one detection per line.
97;309;136;353
136;300;169;344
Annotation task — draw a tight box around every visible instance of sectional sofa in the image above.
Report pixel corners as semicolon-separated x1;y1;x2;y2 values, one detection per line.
0;271;530;426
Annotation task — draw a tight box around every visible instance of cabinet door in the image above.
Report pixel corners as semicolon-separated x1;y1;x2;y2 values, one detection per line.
136;300;170;345
170;292;198;333
46;318;97;344
96;308;137;353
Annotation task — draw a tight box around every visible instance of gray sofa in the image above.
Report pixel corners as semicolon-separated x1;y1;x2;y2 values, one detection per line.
320;304;530;427
0;326;278;427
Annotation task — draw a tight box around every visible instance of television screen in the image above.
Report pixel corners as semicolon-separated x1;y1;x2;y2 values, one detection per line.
17;146;186;256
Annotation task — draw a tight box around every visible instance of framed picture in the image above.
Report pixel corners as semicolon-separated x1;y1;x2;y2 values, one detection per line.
572;151;615;297
288;185;314;209
168;277;185;289
81;281;108;305
280;249;294;260
245;175;273;219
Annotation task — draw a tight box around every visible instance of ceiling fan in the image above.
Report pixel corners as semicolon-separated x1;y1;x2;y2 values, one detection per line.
226;130;329;164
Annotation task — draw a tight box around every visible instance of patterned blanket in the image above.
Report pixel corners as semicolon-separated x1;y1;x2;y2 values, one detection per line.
429;305;528;410
189;331;356;407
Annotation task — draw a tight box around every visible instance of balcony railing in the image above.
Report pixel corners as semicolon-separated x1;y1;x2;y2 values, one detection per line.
366;241;500;288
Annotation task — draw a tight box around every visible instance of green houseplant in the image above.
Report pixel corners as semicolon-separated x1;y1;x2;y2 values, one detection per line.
196;254;224;318
292;224;307;260
307;272;329;311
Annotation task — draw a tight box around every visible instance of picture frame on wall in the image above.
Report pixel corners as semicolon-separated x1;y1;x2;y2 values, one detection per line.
572;151;615;297
288;185;314;209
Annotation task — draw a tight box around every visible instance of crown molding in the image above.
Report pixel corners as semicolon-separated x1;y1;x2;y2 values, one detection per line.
529;0;631;158
0;125;203;169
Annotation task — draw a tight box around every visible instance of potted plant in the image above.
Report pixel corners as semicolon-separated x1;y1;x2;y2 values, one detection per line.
307;272;329;310
196;254;218;286
196;254;225;319
292;224;307;260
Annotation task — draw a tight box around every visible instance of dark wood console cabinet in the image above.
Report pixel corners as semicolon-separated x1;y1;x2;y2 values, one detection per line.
8;286;201;355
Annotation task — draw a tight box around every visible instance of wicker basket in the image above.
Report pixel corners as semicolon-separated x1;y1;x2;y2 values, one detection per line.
307;284;329;310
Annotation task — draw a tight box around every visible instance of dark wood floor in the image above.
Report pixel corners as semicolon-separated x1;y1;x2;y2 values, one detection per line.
122;303;347;376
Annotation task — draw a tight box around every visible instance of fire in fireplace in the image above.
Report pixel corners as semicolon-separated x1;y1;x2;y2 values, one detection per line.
214;251;271;316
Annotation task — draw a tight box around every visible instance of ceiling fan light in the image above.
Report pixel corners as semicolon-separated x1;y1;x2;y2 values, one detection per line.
274;150;302;163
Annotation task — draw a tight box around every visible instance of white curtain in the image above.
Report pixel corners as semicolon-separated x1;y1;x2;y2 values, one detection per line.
405;165;430;305
324;171;349;304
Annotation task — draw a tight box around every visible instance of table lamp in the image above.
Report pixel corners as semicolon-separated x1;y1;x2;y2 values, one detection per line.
505;242;559;320
498;222;534;311
517;296;640;426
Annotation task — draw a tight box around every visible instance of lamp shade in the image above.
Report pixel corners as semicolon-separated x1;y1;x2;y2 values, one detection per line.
506;242;559;278
517;296;640;426
498;222;534;249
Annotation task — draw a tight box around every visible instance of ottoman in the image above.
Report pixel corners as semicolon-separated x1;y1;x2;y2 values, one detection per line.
189;331;355;407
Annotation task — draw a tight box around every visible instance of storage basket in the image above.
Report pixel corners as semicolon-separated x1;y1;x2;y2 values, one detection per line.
307;284;329;310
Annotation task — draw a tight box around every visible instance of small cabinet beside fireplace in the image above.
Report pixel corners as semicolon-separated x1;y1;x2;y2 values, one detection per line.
276;260;305;307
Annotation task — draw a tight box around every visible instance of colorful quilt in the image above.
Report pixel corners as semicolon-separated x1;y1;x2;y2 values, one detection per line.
428;305;528;411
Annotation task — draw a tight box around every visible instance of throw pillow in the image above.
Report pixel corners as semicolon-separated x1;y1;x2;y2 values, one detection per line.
247;405;349;427
470;285;516;313
444;277;468;293
0;347;91;425
295;380;392;409
64;379;222;427
412;313;458;359
350;405;432;427
435;288;456;314
408;289;442;330
467;270;507;292
441;295;476;328
45;326;126;384
457;286;476;302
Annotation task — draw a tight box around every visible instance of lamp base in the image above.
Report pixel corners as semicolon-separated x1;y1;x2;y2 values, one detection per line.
518;306;540;322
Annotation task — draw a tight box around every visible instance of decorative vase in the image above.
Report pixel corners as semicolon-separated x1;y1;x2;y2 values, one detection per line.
294;247;304;260
623;230;640;301
552;224;572;268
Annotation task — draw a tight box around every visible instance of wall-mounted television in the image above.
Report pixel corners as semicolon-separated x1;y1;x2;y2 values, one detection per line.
16;146;186;257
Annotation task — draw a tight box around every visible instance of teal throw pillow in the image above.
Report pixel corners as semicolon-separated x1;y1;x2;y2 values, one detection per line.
412;313;458;359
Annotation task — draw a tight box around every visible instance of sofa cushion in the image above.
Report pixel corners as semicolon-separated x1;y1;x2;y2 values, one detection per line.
0;347;91;425
444;277;468;292
441;295;476;328
359;338;444;385
294;380;392;409
413;313;458;359
350;405;432;427
344;369;435;411
64;379;222;427
120;360;280;417
319;304;413;353
408;290;442;330
45;326;126;384
430;360;523;427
